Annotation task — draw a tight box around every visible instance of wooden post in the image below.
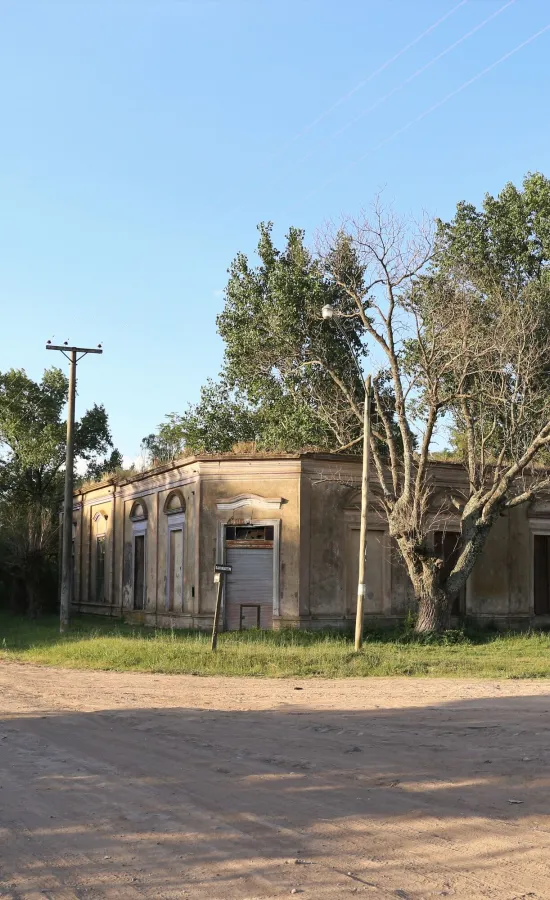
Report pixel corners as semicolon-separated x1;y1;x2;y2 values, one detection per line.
211;574;224;651
355;374;372;652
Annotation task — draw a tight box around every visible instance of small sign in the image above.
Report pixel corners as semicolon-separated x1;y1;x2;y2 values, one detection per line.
215;563;232;574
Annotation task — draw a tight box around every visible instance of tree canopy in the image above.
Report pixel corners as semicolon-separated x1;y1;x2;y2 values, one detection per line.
0;367;119;504
143;224;367;458
141;381;260;462
0;366;121;615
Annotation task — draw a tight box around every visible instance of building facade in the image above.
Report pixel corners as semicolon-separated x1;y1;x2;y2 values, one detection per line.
71;453;550;629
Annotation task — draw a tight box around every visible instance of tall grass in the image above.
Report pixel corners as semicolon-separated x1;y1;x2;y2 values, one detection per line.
2;613;550;678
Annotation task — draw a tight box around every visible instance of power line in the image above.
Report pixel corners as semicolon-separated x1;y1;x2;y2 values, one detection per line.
292;0;515;172
301;21;550;204
270;0;469;160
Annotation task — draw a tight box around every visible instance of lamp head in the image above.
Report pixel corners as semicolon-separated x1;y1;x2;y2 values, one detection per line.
321;304;334;320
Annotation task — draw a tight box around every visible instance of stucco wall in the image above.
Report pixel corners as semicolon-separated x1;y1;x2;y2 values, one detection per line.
468;514;511;618
198;458;301;623
302;467;413;626
467;505;533;622
307;477;350;620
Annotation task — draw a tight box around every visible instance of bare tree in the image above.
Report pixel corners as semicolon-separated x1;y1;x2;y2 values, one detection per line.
317;197;550;632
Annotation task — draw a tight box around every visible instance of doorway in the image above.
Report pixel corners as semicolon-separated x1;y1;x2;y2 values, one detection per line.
133;533;145;611
224;525;275;630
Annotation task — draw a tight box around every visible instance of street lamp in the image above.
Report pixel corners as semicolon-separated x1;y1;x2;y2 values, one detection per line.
321;304;371;651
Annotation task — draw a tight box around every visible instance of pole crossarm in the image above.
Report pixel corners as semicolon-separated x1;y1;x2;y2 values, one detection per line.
46;345;103;354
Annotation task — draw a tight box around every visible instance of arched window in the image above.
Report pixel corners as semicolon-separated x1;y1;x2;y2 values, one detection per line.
164;490;186;515
93;510;108;533
130;499;148;522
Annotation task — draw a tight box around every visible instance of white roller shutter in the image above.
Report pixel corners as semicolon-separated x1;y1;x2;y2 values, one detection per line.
225;547;274;630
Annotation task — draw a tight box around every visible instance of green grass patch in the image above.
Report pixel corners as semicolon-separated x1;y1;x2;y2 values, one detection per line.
1;613;550;678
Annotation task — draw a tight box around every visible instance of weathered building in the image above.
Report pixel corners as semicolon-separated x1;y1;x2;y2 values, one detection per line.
71;453;550;629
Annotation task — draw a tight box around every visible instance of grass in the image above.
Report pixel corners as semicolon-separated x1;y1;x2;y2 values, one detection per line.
2;612;550;678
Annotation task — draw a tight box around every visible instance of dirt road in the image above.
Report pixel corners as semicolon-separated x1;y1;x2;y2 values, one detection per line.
1;664;550;899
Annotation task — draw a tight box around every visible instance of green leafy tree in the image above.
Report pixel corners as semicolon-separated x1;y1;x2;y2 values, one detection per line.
143;225;370;457
0;367;119;614
83;449;124;483
141;381;260;462
436;171;550;289
217;223;366;450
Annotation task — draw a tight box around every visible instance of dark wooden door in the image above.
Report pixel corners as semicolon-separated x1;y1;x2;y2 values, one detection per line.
534;534;550;615
133;534;145;610
96;535;106;603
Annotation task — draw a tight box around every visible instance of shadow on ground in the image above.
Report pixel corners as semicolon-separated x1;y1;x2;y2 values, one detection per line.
2;693;550;898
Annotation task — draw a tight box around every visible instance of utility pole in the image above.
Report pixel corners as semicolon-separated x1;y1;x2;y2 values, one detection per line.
355;374;372;652
46;342;103;633
321;304;372;652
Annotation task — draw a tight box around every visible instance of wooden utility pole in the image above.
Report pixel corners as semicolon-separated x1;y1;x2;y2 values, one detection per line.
355;374;372;652
46;343;103;633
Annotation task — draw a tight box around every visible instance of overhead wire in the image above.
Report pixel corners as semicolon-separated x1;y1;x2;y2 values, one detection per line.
270;0;469;160
300;21;550;204
292;0;515;171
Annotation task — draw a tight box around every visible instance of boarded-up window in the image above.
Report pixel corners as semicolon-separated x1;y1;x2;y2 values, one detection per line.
434;531;464;615
96;535;106;603
169;528;184;611
534;534;550;615
225;525;274;542
134;534;145;610
347;529;385;615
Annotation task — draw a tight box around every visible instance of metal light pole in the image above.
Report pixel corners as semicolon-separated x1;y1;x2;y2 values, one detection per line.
321;305;371;650
46;342;103;633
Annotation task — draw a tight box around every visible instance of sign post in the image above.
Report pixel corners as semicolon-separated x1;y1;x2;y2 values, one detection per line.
211;564;232;651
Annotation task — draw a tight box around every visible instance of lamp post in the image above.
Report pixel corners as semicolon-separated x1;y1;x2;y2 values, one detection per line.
321;305;371;651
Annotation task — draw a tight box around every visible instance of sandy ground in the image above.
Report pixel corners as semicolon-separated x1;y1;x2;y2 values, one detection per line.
1;666;550;899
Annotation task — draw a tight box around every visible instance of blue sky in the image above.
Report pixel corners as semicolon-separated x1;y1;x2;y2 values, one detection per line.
1;0;549;461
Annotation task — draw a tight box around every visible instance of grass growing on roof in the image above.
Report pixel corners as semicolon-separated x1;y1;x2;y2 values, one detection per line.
2;613;550;678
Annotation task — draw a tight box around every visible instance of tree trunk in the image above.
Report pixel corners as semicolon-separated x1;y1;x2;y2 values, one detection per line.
393;535;451;633
415;585;452;633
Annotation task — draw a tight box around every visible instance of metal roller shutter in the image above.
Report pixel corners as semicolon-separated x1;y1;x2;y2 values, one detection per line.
225;547;274;630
